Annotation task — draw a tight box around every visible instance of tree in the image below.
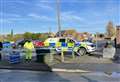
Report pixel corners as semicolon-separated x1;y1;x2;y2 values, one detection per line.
106;21;116;39
31;33;38;40
0;35;3;42
64;29;77;38
23;32;32;39
13;34;24;41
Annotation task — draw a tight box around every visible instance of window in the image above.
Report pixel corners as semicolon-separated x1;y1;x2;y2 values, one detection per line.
68;39;75;43
59;39;66;43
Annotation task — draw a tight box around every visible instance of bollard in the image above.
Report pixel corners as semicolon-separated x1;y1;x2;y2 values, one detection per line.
61;47;68;62
49;48;55;63
72;50;75;60
61;50;64;62
61;47;76;62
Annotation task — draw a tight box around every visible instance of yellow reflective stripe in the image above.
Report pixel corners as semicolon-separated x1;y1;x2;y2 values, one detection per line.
62;47;68;51
80;43;87;48
56;42;61;47
73;47;79;52
24;42;34;50
44;42;49;46
67;42;74;47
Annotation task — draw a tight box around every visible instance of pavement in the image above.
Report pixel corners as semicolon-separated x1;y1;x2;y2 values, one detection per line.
0;69;120;82
0;62;52;72
52;63;120;72
0;53;120;72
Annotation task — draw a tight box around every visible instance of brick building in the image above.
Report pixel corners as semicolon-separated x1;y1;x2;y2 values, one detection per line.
116;26;120;47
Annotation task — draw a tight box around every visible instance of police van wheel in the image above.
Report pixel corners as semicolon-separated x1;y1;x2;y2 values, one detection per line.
78;48;87;56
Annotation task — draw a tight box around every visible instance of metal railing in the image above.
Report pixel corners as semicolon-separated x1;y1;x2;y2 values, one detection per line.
0;47;75;62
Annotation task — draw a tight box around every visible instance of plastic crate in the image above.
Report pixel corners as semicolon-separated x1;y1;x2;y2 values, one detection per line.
9;52;20;64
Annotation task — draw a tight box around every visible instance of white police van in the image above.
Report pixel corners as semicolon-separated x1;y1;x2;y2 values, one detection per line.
44;37;96;55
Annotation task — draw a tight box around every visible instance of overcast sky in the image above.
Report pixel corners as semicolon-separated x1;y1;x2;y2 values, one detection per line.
0;0;120;34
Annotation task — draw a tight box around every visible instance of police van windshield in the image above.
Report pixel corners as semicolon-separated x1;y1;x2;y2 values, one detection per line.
59;39;66;43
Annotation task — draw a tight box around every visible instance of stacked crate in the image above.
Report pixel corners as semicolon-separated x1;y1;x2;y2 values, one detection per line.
9;51;20;64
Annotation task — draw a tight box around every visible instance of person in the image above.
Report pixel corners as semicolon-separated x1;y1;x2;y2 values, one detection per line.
24;40;34;61
104;42;109;48
114;38;116;48
0;42;3;60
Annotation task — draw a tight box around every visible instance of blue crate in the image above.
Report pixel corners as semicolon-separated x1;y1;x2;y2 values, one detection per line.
9;52;20;64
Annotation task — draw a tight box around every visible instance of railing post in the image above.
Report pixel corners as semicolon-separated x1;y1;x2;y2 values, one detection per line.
72;50;75;60
61;50;64;62
49;48;54;63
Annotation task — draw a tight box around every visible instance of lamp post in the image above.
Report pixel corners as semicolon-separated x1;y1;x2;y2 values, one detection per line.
56;0;61;37
96;32;98;49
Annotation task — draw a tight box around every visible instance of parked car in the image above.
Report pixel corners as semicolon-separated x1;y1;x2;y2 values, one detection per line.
15;39;28;48
32;40;44;48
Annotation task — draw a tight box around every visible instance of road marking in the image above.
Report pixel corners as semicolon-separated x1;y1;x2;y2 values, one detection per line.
52;68;91;73
0;69;12;73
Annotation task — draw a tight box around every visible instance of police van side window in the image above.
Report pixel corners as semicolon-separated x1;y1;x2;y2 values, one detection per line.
68;39;75;43
59;39;66;43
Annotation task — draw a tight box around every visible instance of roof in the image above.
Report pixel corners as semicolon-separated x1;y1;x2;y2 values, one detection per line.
116;26;120;29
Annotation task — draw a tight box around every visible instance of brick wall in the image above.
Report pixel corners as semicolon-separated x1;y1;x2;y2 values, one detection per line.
116;26;120;45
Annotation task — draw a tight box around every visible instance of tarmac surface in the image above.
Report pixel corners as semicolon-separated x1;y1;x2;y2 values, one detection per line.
0;55;120;72
52;63;120;72
0;50;120;72
0;69;120;82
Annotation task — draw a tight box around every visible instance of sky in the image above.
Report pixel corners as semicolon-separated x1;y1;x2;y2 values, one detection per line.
0;0;120;34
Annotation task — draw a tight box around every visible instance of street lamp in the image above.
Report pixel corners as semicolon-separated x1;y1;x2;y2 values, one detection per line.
56;0;61;37
96;32;98;49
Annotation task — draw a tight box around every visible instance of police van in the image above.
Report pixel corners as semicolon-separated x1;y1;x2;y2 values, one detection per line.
44;37;96;55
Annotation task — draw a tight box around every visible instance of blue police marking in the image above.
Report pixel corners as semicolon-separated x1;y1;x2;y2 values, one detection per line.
61;43;67;47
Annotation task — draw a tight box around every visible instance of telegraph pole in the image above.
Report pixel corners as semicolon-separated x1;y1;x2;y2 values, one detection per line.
48;27;51;37
56;0;61;37
11;29;13;37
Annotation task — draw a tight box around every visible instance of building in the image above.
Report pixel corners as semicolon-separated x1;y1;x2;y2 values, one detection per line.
116;26;120;48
